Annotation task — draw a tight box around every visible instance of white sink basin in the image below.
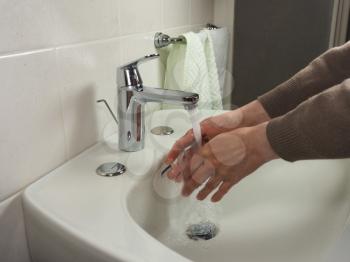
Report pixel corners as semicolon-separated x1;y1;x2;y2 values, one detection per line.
23;109;350;262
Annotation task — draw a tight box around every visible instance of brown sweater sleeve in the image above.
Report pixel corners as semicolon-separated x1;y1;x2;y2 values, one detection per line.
258;41;350;118
267;80;350;161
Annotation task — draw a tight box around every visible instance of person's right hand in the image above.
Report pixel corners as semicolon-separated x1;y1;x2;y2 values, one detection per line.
165;100;270;167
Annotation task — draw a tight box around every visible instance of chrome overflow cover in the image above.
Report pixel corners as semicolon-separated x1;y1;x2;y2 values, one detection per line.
96;162;126;177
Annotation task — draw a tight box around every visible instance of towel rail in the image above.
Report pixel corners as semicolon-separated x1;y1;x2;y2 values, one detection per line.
154;23;219;49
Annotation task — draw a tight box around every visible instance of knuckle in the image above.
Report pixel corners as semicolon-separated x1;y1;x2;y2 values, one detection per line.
210;157;222;168
199;146;212;159
190;178;201;188
174;139;184;148
217;167;229;177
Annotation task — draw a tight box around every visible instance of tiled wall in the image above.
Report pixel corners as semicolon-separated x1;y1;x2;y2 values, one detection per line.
0;1;215;261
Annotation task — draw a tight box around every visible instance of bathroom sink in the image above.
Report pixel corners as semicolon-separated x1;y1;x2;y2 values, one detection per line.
126;158;350;262
23;109;350;262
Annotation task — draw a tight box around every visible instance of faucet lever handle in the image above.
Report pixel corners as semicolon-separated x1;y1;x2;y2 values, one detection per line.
120;53;160;69
118;54;160;90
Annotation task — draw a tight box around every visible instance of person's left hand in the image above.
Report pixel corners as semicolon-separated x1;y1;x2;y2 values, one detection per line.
169;122;278;202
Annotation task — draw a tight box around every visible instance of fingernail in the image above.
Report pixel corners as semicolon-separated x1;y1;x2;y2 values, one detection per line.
182;189;190;197
167;171;175;179
211;196;219;203
196;194;204;201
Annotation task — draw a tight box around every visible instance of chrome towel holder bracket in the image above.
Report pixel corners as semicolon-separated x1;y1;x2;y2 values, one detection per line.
154;23;219;49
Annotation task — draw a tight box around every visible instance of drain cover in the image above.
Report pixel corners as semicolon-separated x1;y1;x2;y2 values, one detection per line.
186;221;218;241
96;162;126;177
151;126;174;136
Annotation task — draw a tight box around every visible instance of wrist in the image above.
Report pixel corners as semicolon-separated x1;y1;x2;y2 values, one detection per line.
240;100;271;127
248;122;278;162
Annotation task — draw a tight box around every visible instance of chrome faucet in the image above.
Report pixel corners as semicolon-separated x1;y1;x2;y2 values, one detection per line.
117;54;199;152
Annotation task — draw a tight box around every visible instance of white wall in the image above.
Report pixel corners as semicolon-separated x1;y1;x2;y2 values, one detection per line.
0;1;215;261
213;0;235;109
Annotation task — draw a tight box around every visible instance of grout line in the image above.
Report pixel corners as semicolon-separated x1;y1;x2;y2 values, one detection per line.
160;0;165;29
0;191;22;205
21;201;35;262
0;47;56;59
189;0;193;25
117;0;122;37
0;157;66;204
0;23;207;59
0;129;103;204
1;132;108;205
53;48;70;161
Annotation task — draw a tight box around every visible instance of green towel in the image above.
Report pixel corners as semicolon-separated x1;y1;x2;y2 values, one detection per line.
161;32;223;110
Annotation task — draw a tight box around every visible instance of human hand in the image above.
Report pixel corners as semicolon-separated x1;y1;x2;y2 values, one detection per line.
173;122;278;202
165;100;270;165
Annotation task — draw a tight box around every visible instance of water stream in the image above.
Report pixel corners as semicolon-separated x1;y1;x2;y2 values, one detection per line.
187;106;202;149
154;106;222;246
168;106;222;244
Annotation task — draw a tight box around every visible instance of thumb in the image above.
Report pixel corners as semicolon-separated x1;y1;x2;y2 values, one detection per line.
197;142;221;168
198;142;212;159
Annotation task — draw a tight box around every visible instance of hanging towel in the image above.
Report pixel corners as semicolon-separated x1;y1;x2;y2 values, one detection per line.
201;28;230;97
162;32;223;110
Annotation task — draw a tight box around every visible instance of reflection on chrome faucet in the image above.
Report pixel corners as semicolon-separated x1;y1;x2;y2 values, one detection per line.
117;54;199;152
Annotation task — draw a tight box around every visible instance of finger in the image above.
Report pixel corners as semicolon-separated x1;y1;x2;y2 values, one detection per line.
182;178;201;197
211;175;245;202
198;144;221;168
190;153;206;173
174;174;183;183
197;175;223;201
173;150;190;183
181;147;195;182
166;162;182;180
211;159;262;202
165;130;194;164
182;160;213;197
167;149;189;180
191;160;215;185
211;181;234;202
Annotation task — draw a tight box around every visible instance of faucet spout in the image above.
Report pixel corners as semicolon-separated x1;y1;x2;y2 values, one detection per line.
136;86;199;106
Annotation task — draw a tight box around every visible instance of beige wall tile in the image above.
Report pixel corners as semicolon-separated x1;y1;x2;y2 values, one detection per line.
0;0;55;55
57;39;121;158
52;0;120;45
0;50;66;201
119;0;162;35
163;0;190;28
190;0;214;25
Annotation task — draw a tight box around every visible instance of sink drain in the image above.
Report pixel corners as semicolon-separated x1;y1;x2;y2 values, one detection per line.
96;162;126;177
151;126;174;136
186;221;218;241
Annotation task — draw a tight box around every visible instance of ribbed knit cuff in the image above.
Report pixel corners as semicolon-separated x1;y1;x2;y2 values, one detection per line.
258;77;299;119
266;116;320;162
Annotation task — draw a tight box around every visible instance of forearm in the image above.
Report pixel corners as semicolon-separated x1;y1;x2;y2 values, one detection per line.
266;79;350;161
258;41;350;118
237;100;271;127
